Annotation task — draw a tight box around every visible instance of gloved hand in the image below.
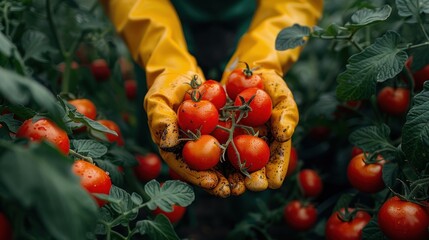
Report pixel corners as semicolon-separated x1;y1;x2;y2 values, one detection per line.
100;0;231;197
220;0;323;192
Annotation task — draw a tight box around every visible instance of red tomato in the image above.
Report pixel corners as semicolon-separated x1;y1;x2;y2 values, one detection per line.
72;160;112;207
96;119;125;146
152;205;186;224
0;212;12;240
225;65;264;100
286;147;298;176
283;200;317;231
351;146;363;157
119;57;133;80
227;135;270;173
184;80;227;110
403;56;429;91
378;196;429;240
210;120;248;145
90;59;111;82
124;79;137;100
133;153;162;182
168;168;186;181
177;99;219;135
68;98;97;120
325;208;371;240
182;135;221;171
347;153;385;193
298;169;323;198
16;118;70;155
234;87;272;127
377;87;410;116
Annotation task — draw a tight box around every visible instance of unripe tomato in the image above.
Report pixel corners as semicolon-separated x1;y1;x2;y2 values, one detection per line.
227;135;270;173
182;135;221;171
184;80;227;110
72;160;112;207
298;169;323;198
325;208;371;240
347;153;385;193
0;212;12;240
177;99;219;135
90;59;111;82
234;87;272;127
124;79;137;100
95;119;125;146
377;87;410;116
283;200;317;231
152;205;186;224
133;153;162;182
226;65;264;100
68;98;97;120
378;196;429;240
16;118;70;155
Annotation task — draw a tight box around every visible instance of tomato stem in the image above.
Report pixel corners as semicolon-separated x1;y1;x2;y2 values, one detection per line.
69;149;94;164
241;61;253;78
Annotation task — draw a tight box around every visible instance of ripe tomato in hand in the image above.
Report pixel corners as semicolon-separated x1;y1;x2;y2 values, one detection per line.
283;200;317;231
234;87;272;127
182;135;221;171
96;119;125;146
378;196;429;240
68;98;97;120
177;99;219;135
72;160;112;207
347;153;385;193
226;65;264;100
152;205;186;224
210;120;248;144
134;153;162;182
16;118;70;155
227;135;270;173
286;147;298;176
325;208;371;240
0;212;12;240
124;79;137;100
377;87;410;116
90;59;111;82
298;169;323;198
184;80;227;110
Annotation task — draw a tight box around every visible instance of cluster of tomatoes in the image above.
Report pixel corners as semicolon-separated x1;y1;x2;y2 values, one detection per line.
176;63;273;177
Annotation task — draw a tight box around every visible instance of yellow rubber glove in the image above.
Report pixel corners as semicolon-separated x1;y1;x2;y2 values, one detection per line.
100;0;231;197
221;0;323;192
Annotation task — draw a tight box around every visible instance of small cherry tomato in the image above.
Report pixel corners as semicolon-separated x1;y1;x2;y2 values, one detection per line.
403;56;429;91
152;205;186;224
298;169;323;198
133;153;162;182
210;120;248;145
184;80;227;110
325;208;371;240
0;212;12;240
283;200;317;231
72;160;112;207
378;196;429;240
91;59;111;82
182;135;221;171
226;64;264;100
377;86;410;116
16;118;70;155
177;99;219;135
96;119;125;146
124;79;137;100
347;153;385;193
227;135;270;173
68;98;97;120
234;87;272;127
286;147;298;176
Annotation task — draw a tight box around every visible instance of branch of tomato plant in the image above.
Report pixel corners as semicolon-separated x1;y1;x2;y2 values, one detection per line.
2;2;11;37
310;29;364;51
69;149;94;163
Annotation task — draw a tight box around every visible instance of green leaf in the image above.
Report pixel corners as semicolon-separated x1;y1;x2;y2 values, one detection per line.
409;46;429;71
0;114;21;133
0;141;98;240
108;185;136;215
346;5;392;29
382;163;399;188
333;193;356;212
336;31;408;100
362;217;387;240
145;180;195;211
106;146;138;167
137;214;180;240
396;0;429;23
275;24;311;51
402;87;429;170
21;30;50;61
349;124;395;153
0;67;58;113
0;31;14;57
94;159;123;186
71;139;108;158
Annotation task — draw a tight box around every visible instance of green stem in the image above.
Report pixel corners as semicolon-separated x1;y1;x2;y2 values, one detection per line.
69;149;94;163
61;54;72;93
3;2;10;37
46;0;65;56
418;19;429;41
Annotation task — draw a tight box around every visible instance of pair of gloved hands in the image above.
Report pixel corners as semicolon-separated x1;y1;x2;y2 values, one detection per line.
100;0;323;197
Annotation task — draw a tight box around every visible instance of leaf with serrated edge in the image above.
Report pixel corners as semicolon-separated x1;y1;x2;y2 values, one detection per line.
336;31;407;100
349;124;393;153
137;215;180;240
396;0;429;23
145;180;195;212
71;139;108;158
346;5;392;29
275;24;310;51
